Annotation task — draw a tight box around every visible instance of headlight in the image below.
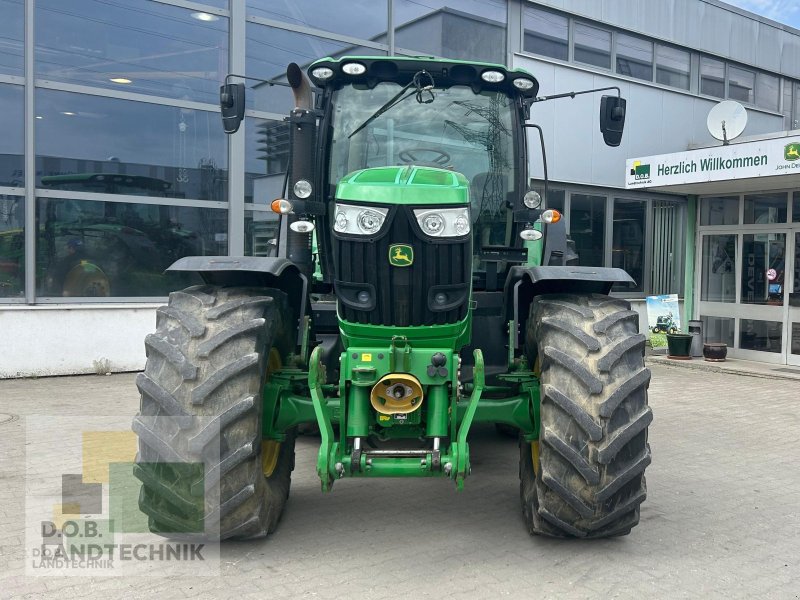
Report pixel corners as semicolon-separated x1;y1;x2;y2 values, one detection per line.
311;67;334;80
481;70;505;83
293;179;312;199
413;207;470;237
523;190;542;209
333;203;389;235
513;78;535;91
342;62;366;75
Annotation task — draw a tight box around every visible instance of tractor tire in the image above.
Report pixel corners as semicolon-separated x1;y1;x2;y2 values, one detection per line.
520;294;652;538
132;285;296;540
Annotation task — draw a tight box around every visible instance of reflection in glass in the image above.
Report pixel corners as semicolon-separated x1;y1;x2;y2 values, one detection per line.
700;235;736;302
245;210;280;257
574;23;611;69
793;322;800;355
612;199;646;292
793;191;800;223
616;34;652;81
247;0;387;39
544;189;565;213
395;0;507;64
656;45;690;90
756;72;779;111
739;319;782;353
728;66;755;104
36;0;228;104
246;117;289;204
740;233;785;305
36;198;226;297
523;6;568;61
36;89;228;202
701;315;734;347
700;196;738;226
0;0;23;76
570;194;606;267
744;192;787;224
0;195;24;298
0;84;24;187
700;56;724;98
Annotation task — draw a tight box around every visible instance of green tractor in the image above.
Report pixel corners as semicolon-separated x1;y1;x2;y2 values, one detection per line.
133;56;651;540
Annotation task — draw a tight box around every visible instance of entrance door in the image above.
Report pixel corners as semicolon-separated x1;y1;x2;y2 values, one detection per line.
787;230;800;366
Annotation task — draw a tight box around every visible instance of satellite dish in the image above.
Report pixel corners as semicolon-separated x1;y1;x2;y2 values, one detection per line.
707;100;748;144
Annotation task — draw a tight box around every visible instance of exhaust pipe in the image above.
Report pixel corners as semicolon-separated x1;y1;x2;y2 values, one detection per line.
287;62;313;111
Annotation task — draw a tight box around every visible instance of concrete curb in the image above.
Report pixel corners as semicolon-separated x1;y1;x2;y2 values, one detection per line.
648;354;800;381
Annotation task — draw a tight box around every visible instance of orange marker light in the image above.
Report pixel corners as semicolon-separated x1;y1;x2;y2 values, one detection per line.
271;198;293;214
541;209;562;224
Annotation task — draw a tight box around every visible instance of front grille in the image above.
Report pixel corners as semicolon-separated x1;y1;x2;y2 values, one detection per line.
333;207;471;327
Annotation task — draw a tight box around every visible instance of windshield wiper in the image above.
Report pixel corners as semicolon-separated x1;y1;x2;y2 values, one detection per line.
347;70;435;139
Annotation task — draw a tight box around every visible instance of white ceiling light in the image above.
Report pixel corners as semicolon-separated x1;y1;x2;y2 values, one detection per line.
190;12;219;21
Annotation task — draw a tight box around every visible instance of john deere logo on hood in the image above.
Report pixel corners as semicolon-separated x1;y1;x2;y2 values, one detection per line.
389;244;413;267
785;143;800;161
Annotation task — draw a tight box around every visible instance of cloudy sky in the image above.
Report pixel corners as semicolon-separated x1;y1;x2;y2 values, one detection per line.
721;0;800;27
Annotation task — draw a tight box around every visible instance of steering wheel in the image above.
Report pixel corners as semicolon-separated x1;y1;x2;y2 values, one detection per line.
398;147;451;168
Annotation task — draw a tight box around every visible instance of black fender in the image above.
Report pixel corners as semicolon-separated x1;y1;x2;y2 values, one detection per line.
504;265;636;354
167;256;309;348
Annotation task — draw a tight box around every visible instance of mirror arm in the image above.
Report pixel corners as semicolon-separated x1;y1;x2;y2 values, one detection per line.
532;85;621;103
224;73;293;89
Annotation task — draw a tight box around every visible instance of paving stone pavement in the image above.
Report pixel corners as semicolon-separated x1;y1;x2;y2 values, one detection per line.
0;364;799;599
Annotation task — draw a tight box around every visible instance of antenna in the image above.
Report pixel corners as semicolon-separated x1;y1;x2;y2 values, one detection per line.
707;100;748;145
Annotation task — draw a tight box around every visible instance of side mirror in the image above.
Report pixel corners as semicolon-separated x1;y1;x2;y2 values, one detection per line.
220;82;245;134
600;95;626;147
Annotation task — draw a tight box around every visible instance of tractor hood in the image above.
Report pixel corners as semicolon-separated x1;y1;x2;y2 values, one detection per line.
335;166;469;206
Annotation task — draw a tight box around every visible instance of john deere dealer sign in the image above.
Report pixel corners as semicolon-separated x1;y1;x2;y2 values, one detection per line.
625;138;800;189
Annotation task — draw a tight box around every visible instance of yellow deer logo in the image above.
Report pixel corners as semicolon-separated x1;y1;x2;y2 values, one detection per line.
785;144;800;161
388;244;414;267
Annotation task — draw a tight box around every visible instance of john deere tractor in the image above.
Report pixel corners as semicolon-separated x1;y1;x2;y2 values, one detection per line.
133;56;651;540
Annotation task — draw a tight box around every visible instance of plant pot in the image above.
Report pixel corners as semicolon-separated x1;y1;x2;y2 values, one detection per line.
666;333;693;359
703;342;728;362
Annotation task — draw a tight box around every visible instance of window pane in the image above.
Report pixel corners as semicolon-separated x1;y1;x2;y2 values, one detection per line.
246;117;288;204
616;34;652;81
650;200;684;295
744;192;787;224
545;189;565;213
36;0;228;104
656;45;690;90
701;315;734;347
245;210;280;257
728;66;755;104
741;233;785;305
612;199;646;292
700;196;739;226
0;84;24;187
574;23;611;69
740;319;782;353
700;235;736;302
700;57;725;98
523;6;568;61
247;0;387;39
246;24;384;113
756;72;779;111
570;194;605;267
793;191;800;223
395;0;507;64
0;195;24;299
0;0;23;76
36;90;228;202
36;197;225;297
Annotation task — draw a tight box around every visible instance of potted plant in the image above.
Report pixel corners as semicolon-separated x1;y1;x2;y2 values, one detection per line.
703;342;727;362
666;332;693;359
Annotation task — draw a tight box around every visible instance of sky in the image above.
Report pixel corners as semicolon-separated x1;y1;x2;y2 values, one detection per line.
721;0;800;28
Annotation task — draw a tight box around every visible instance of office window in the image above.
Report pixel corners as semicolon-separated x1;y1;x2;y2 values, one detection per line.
523;6;568;61
247;0;388;40
0;195;24;299
245;117;288;205
573;23;611;69
740;233;785;305
700;235;737;302
755;72;779;111
570;193;606;267
612;199;646;292
700;56;725;98
0;84;24;187
616;34;652;81
700;196;739;226
656;45;690;90
744;192;787;224
0;0;23;76
728;66;755;104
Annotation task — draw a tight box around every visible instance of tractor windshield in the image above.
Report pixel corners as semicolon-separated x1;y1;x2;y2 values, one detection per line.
329;83;517;247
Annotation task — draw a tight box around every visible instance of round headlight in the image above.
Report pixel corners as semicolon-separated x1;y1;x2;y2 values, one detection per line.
357;290;371;304
422;213;445;236
357;210;384;234
520;228;543;241
289;220;315;233
311;67;334;80
335;211;348;231
481;70;505;83
523;190;542;209
434;292;448;305
342;62;366;75
293;179;312;199
513;78;535;91
454;215;470;236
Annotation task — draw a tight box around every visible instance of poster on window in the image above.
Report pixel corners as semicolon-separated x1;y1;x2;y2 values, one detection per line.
645;294;681;348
